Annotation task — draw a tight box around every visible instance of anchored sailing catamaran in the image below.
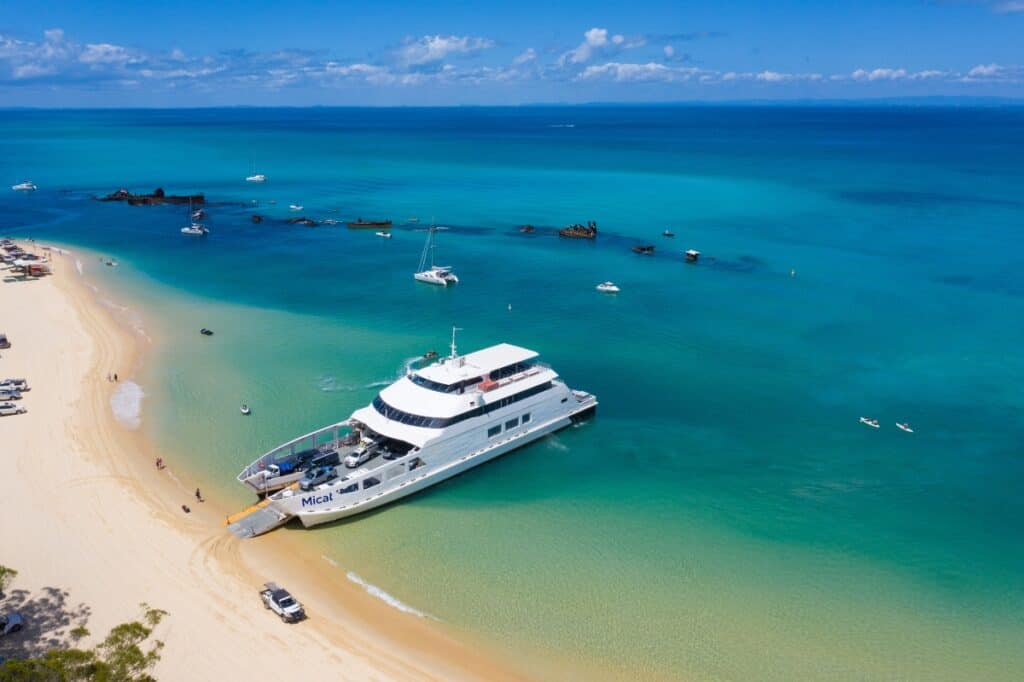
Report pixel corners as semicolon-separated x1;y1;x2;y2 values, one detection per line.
414;224;458;286
229;330;596;537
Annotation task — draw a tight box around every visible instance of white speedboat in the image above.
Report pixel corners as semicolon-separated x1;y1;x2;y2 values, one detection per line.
241;403;252;416
414;225;458;286
896;422;913;433
229;331;597;535
596;281;620;293
12;181;37;192
245;174;267;183
859;417;880;428
289;204;303;211
376;231;392;239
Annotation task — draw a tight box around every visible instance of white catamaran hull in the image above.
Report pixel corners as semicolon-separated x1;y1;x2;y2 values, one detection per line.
281;408;584;527
230;339;596;537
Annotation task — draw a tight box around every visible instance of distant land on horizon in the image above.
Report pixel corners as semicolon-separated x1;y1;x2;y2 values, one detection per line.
3;96;1023;112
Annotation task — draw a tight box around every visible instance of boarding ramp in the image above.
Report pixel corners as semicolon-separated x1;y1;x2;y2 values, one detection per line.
226;496;294;538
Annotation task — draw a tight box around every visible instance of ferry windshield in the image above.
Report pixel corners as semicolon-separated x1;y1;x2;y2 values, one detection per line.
373;381;553;429
409;373;482;394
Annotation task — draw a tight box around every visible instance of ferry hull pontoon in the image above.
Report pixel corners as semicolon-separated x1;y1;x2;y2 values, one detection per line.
229;340;596;536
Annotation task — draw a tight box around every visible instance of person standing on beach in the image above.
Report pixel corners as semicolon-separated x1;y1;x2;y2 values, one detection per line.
195;488;203;502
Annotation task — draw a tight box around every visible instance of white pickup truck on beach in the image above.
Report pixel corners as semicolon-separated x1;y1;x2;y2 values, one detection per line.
259;582;306;623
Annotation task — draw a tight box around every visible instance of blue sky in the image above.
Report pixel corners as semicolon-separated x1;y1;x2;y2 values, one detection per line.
1;0;1022;106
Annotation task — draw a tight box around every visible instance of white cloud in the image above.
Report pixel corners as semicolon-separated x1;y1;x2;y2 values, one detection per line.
512;48;536;66
80;43;138;65
756;70;790;82
323;62;396;85
396;34;495;66
850;67;957;82
993;1;1024;13
968;63;1001;77
663;45;675;58
13;62;56;79
851;67;908;81
578;61;698;83
557;28;649;68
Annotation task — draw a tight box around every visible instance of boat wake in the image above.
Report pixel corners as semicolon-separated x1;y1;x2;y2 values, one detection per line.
318;359;417;393
545;437;569;452
317;375;391;393
346;571;436;619
110;380;145;429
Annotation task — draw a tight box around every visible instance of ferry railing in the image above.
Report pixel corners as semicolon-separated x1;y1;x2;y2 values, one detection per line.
237;421;350;481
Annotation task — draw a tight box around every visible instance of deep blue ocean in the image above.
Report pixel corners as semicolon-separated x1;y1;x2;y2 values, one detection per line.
2;106;1023;680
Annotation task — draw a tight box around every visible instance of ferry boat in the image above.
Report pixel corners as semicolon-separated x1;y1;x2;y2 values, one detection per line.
229;333;597;536
245;174;266;183
12;180;37;192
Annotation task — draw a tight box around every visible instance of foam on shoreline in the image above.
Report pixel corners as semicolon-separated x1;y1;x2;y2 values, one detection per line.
347;571;436;620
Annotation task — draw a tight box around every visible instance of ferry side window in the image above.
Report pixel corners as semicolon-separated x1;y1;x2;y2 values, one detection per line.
522;413;531;423
487;425;501;438
505;418;519;430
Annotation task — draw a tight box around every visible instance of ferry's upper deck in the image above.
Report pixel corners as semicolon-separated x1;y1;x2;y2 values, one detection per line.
415;343;538;386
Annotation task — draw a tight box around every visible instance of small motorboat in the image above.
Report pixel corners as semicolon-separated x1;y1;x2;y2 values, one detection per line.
240;403;252;415
423;350;438;361
596;281;620;293
632;245;655;255
896;422;914;433
289;204;303;211
685;249;701;263
520;225;536;233
375;231;392;239
245;174;267;183
12;180;37;192
662;229;675;238
200;328;214;336
192;209;206;220
859;417;880;429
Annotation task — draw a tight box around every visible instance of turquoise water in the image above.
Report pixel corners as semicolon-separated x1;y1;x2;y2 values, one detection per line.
2;107;1024;680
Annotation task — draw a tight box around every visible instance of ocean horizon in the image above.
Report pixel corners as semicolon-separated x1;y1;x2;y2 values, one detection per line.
3;104;1023;680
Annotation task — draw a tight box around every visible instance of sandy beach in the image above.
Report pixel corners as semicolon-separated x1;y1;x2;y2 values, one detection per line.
0;244;524;681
